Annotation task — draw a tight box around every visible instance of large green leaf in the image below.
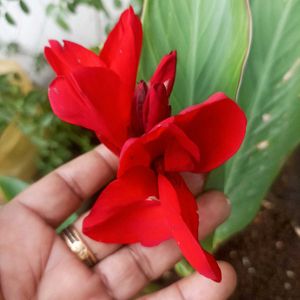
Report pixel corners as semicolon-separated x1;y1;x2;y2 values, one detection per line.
214;0;300;245
139;0;251;113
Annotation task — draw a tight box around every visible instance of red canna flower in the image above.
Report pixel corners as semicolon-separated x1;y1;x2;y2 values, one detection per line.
44;7;175;155
45;7;247;282
83;93;247;282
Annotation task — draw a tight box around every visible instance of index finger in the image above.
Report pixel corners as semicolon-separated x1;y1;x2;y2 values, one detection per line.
14;144;118;227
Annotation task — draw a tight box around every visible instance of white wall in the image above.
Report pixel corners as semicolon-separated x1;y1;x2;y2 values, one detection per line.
0;0;132;85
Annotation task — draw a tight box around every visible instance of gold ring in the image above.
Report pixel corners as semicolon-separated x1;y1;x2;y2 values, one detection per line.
61;225;97;267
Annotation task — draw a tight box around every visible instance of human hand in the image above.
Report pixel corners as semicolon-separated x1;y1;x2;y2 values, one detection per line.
0;145;236;300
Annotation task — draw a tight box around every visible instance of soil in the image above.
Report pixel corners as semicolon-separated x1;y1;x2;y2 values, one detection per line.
216;148;300;300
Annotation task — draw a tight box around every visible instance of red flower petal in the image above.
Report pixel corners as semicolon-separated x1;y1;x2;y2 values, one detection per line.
163;127;199;173
83;167;171;246
118;122;200;176
48;67;126;154
71;67;131;154
44;40;104;76
174;93;247;172
99;7;142;101
44;46;66;76
150;51;177;97
48;76;98;131
158;174;221;282
63;40;105;66
165;173;199;239
118;137;151;176
119;94;245;176
131;81;148;135
143;83;171;132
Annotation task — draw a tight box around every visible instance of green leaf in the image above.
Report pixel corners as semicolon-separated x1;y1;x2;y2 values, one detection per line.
4;12;16;26
56;213;78;233
142;282;161;294
46;4;56;16
56;15;70;32
201;232;214;253
139;0;251;113
19;0;30;14
214;0;300;246
114;0;122;8
0;176;28;201
5;42;20;55
175;259;194;277
67;3;76;13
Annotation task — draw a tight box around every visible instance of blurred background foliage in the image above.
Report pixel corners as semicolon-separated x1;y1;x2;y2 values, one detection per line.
0;62;96;202
0;66;96;171
0;0;142;31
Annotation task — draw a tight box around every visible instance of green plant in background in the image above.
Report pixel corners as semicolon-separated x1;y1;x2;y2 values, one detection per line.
140;0;300;252
0;0;108;29
0;0;142;32
0;73;96;175
0;0;30;26
45;0;109;32
215;0;300;245
46;0;142;32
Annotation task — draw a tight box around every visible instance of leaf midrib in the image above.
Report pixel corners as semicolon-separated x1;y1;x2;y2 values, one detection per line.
187;0;201;106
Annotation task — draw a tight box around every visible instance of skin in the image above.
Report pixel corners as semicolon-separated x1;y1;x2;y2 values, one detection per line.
0;145;236;300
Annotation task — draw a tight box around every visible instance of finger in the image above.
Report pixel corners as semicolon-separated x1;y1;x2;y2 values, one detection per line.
181;172;205;195
38;236;112;300
138;261;237;300
73;213;120;261
93;192;230;300
72;172;205;261
14;144;118;227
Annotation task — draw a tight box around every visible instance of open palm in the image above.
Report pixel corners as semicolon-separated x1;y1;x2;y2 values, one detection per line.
0;145;236;300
